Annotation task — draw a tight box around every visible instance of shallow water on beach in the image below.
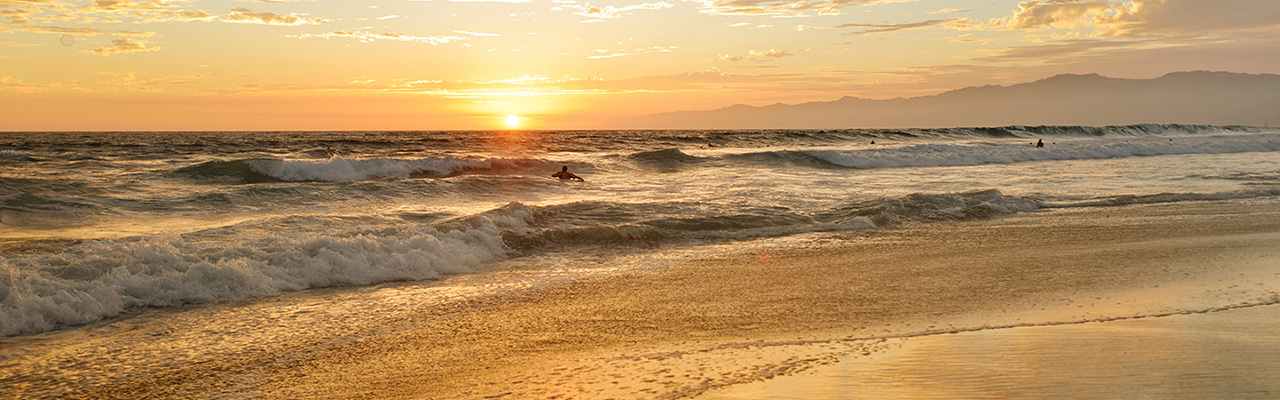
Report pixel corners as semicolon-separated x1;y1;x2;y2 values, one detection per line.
4;126;1280;338
3;126;1280;399
702;304;1280;400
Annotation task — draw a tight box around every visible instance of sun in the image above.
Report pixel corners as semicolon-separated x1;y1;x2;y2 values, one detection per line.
505;115;520;128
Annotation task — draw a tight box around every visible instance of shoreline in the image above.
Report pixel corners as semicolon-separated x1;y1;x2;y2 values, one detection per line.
267;197;1280;399
701;303;1280;399
2;197;1278;399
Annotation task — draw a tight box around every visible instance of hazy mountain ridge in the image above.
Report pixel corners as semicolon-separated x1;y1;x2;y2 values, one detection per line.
632;71;1280;129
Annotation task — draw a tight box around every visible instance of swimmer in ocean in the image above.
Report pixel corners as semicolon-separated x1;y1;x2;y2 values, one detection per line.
552;165;584;181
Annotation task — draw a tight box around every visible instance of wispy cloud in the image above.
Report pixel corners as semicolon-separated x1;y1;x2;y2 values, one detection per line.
832;17;972;35
974;38;1167;63
571;2;672;19
454;30;500;37
693;0;917;17
93;71;205;91
225;7;329;26
8;24;156;36
289;30;469;45
586;46;676;59
137;9;215;22
409;0;531;3
0;0;59;6
90;38;157;55
0;75;59;93
79;0;175;13
713;48;793;61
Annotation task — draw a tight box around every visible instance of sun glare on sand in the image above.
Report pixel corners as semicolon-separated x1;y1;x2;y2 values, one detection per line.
505;115;520;128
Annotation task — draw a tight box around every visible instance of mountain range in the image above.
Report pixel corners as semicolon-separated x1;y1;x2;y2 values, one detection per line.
629;71;1280;129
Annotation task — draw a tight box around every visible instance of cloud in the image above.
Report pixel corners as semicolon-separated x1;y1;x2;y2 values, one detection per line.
137;9;215;22
964;0;1280;69
9;24;155;36
692;0;915;17
713;48;793;61
0;75;57;93
0;0;59;6
357;14;400;21
587;46;677;59
988;0;1115;31
1;8;38;16
988;0;1280;38
93;71;205;91
928;8;966;15
201;75;618;97
289;30;469;45
225;7;329;26
87;71;204;91
90;38;157;55
976;39;1144;62
572;2;672;19
7;0;215;25
77;0;189;14
454;30;500;36
833;17;972;35
409;0;531;3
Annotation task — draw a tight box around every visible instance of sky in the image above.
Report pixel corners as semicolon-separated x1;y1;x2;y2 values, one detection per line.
2;0;1280;130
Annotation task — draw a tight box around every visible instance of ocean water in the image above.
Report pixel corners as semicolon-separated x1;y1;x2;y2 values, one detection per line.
3;125;1280;338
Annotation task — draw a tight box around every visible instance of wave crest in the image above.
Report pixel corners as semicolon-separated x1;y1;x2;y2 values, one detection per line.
176;156;555;183
0;218;517;337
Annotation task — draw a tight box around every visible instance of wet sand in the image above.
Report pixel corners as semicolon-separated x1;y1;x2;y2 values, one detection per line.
701;304;1280;400
3;198;1279;399
266;198;1280;399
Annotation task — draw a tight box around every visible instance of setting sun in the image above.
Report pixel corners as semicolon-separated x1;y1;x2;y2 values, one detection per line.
505;115;520;128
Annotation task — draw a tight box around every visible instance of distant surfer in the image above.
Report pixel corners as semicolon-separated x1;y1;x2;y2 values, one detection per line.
552;165;584;181
1035;139;1044;148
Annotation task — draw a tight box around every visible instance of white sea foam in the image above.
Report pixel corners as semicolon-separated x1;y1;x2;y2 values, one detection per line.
0;209;533;337
801;133;1280;170
246;156;543;182
1042;189;1280;208
0;150;32;158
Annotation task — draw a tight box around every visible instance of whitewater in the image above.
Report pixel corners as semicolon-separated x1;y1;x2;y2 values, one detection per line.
2;125;1280;337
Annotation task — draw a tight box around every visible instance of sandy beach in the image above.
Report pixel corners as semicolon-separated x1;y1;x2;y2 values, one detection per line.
3;197;1279;399
702;304;1280;400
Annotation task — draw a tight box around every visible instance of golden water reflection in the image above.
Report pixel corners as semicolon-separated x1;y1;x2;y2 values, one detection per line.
705;305;1280;399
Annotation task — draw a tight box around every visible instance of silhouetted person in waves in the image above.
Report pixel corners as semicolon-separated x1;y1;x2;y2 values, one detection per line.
552;165;584;181
1036;139;1045;148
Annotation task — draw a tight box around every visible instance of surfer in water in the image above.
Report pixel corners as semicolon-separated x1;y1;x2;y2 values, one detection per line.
552;165;584;181
1035;139;1045;148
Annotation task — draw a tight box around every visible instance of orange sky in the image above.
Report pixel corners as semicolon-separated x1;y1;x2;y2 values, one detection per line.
3;0;1280;130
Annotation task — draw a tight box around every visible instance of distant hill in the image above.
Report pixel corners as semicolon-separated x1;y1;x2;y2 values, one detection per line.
628;71;1280;129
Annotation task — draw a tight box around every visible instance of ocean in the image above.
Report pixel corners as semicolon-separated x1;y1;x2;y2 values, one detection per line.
2;125;1279;338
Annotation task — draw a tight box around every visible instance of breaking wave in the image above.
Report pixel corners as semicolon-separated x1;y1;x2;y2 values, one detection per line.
0;214;523;337
175;156;555;183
